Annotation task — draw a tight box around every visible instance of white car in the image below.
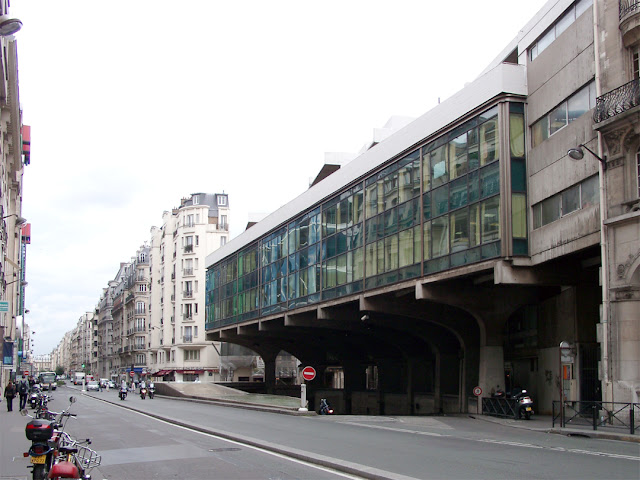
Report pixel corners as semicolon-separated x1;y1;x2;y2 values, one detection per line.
86;381;100;392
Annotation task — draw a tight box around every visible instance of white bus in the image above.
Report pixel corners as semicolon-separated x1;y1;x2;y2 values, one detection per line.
39;371;57;391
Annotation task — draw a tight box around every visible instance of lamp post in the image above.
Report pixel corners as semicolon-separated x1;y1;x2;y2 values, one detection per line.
568;143;610;403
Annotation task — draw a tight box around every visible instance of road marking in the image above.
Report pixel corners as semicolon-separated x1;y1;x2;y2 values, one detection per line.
478;439;639;461
341;421;446;437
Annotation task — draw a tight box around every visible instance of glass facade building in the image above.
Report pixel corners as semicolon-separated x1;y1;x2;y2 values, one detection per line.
206;101;528;330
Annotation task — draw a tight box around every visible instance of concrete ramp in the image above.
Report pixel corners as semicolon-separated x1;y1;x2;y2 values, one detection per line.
155;382;301;410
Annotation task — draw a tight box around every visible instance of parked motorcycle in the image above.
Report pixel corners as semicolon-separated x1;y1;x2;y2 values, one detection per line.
140;387;147;400
22;397;77;480
513;389;534;420
319;398;334;415
29;385;42;409
119;387;127;401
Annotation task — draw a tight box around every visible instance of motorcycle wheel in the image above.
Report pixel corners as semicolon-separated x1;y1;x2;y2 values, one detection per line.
32;463;48;480
524;411;531;420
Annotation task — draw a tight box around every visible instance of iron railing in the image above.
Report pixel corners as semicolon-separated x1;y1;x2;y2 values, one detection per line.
482;397;520;419
552;400;639;435
593;78;640;123
620;0;640;20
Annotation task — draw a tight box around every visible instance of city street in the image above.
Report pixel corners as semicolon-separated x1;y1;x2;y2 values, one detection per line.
2;386;638;480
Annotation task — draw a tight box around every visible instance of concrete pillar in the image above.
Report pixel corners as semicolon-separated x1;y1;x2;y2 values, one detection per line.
343;360;366;414
262;354;277;395
479;345;505;397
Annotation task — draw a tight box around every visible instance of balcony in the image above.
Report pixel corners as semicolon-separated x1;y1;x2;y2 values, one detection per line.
171;272;175;280
183;290;193;299
183;268;194;276
594;78;640;123
171;294;175;301
134;326;146;333
133;344;145;351
183;314;193;321
184;245;194;254
183;335;193;343
620;0;640;46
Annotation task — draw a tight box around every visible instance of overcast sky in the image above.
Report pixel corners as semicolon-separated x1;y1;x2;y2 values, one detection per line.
11;0;549;356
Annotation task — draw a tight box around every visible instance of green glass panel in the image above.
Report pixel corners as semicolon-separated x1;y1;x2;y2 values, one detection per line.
511;159;526;193
450;177;468;210
423;193;431;220
480;163;500;198
433;185;449;216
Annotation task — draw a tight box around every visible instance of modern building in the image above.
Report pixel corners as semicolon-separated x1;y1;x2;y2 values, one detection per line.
147;193;230;382
205;0;639;414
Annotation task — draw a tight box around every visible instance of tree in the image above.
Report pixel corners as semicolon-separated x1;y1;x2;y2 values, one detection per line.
55;366;65;376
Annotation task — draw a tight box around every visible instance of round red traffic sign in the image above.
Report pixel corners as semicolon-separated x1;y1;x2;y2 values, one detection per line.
473;386;482;396
130;371;135;377
301;366;316;381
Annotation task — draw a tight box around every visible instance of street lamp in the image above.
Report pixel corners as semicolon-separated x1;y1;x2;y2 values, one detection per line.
568;142;610;403
0;15;22;36
567;144;607;170
1;214;27;225
5;280;27;287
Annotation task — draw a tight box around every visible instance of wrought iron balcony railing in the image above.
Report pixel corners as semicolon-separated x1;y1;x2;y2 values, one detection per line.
620;0;640;20
593;78;640;123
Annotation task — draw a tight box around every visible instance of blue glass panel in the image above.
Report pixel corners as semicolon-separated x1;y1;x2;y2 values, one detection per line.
423;193;431;220
336;230;348;255
450;177;468;210
468;170;479;203
481;241;501;259
384;208;398;237
480;163;500;198
433;185;449;216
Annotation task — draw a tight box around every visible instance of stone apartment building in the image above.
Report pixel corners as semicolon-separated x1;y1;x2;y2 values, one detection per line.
147;193;230;383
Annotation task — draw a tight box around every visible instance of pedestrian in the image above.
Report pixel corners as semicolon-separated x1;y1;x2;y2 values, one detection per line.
4;381;16;412
18;375;29;410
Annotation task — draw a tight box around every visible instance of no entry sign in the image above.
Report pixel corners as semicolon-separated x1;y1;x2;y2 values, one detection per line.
301;366;316;381
473;386;482;396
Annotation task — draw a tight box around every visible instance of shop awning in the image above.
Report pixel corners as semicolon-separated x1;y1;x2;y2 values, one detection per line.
176;369;204;375
152;370;171;376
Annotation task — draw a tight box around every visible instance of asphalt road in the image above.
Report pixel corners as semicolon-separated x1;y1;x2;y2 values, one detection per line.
4;386;639;480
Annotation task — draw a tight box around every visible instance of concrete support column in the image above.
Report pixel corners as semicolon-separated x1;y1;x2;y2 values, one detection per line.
262;354;277;395
343;360;366;414
479;345;505;397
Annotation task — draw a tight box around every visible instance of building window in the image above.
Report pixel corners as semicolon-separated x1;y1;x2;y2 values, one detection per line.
184;349;200;361
532;175;599;228
135;302;145;314
531;82;596;147
221;236;227;246
186;214;194;227
138;284;146;292
637;150;640;198
529;0;592;61
217;195;227;206
193;196;200;205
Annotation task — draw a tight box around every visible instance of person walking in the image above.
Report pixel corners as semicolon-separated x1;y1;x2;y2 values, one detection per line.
4;381;16;412
18;375;28;410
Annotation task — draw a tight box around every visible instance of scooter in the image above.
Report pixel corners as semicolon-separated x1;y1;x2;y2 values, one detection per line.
319;398;334;415
119;387;127;401
148;386;155;399
22;397;77;480
139;387;147;400
513;389;534;420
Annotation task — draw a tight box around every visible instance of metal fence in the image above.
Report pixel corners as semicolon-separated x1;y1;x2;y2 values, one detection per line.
552;401;640;435
482;397;521;419
593;78;640;123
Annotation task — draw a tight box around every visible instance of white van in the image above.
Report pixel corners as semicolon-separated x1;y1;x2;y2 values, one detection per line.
74;372;85;385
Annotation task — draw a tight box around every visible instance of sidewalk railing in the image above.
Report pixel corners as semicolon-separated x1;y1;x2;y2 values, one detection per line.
552;400;639;435
482;397;519;419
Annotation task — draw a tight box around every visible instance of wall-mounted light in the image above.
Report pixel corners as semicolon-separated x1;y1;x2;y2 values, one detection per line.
568;144;607;170
5;280;27;287
1;214;27;225
0;15;22;36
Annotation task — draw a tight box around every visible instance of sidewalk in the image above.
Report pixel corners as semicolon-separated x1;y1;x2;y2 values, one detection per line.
470;412;640;443
0;405;32;480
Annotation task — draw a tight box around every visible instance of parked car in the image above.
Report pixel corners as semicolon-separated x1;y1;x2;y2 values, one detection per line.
86;380;100;392
107;380;116;389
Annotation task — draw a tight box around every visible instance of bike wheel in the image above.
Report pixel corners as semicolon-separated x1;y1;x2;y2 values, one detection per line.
32;463;48;480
